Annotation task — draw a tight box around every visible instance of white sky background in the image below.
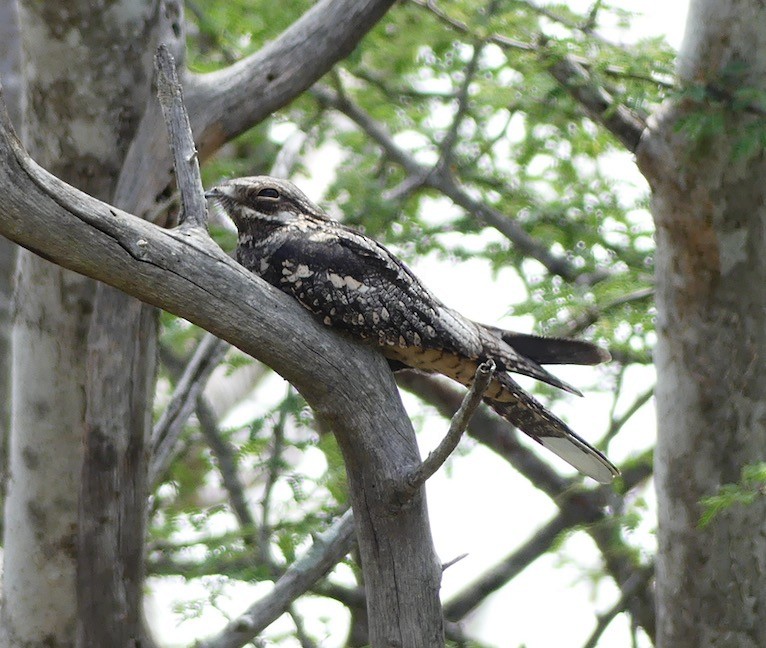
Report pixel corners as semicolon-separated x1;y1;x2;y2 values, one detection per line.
148;2;691;647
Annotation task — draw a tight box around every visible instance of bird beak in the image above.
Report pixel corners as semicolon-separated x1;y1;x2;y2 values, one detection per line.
204;187;222;200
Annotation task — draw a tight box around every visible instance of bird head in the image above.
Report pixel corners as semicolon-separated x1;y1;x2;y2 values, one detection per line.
205;176;329;232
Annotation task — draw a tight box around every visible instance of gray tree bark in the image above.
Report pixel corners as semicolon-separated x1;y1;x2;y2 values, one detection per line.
637;2;766;646
0;0;22;534
2;1;162;645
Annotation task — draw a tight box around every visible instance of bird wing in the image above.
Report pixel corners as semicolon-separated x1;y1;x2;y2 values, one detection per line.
267;224;585;395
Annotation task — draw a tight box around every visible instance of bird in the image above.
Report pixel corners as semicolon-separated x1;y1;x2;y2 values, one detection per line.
205;176;619;483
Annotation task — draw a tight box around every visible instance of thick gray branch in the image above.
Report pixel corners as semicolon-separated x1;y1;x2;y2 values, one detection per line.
115;0;396;217
0;94;442;648
186;0;396;154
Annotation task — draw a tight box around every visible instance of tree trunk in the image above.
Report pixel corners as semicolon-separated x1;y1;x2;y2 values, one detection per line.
638;2;766;646
0;0;22;530
1;1;162;645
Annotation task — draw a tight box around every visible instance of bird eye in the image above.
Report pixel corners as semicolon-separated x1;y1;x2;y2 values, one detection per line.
256;187;280;199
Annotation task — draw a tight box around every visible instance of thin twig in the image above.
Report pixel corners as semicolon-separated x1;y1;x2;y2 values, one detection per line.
441;553;469;571
196;399;258;534
551;286;655;338
437;32;487;170
313;85;596;283
602;385;654;449
258;392;290;566
438;43;482;170
150;333;229;485
289;605;319;648
405;360;495;497
155;45;207;229
410;0;673;90
397;371;656;635
581;566;654;648
545;54;646;152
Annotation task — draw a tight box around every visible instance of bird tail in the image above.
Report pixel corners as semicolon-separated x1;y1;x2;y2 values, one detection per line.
477;327;585;396
486;372;619;484
482;327;611;366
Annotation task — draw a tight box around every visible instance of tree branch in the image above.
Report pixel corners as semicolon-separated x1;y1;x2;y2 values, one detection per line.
115;0;397;218
150;333;229;486
0;83;442;647
403;360;494;499
581;565;654;648
313;85;596;283
155;45;207;230
195;398;257;534
196;511;356;648
410;0;650;151
544;54;647;152
443;509;575;620
397;371;656;635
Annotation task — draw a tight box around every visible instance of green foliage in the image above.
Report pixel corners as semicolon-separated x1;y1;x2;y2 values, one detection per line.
699;463;766;528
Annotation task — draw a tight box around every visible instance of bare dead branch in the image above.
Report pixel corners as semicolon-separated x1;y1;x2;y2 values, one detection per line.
441;553;469;571
150;333;229;485
396;371;573;495
116;0;397;218
0;86;444;648
155;45;207;230
196;510;355;648
404;360;495;499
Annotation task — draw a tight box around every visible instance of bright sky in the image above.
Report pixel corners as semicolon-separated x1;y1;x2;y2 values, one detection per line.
149;2;691;647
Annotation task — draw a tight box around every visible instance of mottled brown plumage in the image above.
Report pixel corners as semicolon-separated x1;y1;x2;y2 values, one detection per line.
206;176;618;483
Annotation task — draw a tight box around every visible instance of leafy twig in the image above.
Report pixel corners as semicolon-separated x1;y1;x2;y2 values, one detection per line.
313;85;598;283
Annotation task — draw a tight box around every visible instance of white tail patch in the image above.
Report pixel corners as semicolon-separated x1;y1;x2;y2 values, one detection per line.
538;437;617;484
